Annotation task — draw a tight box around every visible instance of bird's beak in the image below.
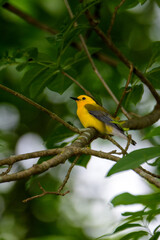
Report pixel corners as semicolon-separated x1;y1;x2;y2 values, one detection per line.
70;97;79;101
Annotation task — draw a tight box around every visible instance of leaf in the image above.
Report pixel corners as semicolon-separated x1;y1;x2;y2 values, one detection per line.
138;0;147;4
122;208;160;223
143;126;160;139
125;84;144;107
147;42;160;69
111;192;160;207
146;67;160;89
119;231;148;240
147;157;160;167
114;223;142;233
29;67;59;98
47;73;73;95
46;125;75;149
21;64;46;90
149;232;160;240
16;62;28;72
107;146;160;176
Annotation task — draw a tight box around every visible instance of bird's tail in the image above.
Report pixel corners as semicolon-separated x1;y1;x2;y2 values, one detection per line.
112;127;136;145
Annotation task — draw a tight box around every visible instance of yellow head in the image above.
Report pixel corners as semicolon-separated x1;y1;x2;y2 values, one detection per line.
71;95;96;108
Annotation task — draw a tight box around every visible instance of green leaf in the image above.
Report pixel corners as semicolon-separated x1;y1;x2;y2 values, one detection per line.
143;126;160;139
147;157;160;167
21;64;47;90
146;67;160;89
138;0;147;4
149;232;160;240
147;42;160;69
46;125;75;149
16;62;28;72
107;146;160;176
119;231;148;240
122;208;160;223
47;73;72;95
114;223;142;233
125;84;144;107
29;67;59;98
111;192;160;207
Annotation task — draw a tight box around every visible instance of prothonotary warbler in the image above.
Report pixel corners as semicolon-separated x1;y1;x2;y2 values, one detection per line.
71;95;136;145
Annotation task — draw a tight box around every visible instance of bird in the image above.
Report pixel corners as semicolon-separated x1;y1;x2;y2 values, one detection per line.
71;95;136;145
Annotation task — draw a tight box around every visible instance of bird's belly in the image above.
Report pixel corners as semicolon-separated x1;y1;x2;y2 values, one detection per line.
77;108;106;134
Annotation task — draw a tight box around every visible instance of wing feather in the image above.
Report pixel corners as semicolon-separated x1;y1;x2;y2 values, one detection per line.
85;104;124;134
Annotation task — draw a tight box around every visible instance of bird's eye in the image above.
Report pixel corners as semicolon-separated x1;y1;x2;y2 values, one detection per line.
82;97;86;100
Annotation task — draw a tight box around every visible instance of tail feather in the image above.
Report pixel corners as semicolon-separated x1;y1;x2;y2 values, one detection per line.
112;127;136;145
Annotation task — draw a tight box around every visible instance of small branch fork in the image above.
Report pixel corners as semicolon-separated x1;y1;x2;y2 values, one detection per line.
22;156;80;203
22;182;70;203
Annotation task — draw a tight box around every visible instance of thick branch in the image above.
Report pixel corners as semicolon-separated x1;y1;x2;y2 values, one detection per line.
123;104;160;130
0;149;61;166
0;128;97;183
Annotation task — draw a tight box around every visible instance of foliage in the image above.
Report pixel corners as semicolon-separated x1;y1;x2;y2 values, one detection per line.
0;0;160;240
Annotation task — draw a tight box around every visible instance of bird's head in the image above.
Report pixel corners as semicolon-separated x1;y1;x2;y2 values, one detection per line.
71;95;96;107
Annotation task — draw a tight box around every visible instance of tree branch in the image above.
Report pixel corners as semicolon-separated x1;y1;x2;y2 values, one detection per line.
62;71;94;99
122;104;160;130
114;64;133;117
107;0;126;37
23;182;69;203
64;0;131;119
2;3;57;34
0;130;160;188
0;128;98;183
0;83;80;134
84;10;160;104
0;148;62;166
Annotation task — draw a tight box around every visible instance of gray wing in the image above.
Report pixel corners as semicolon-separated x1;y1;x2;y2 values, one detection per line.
85;104;124;134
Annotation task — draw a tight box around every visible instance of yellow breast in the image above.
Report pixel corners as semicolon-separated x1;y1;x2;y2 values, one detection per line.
77;105;106;134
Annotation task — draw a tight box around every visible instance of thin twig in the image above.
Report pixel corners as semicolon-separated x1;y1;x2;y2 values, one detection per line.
124;135;132;153
0;84;80;134
114;64;133;117
62;71;94;98
58;155;80;193
64;0;131;119
107;0;126;37
3;3;57;34
0;165;12;176
102;135;127;155
22;182;69;203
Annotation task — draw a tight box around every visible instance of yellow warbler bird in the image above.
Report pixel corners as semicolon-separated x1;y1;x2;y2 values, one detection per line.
71;95;136;145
